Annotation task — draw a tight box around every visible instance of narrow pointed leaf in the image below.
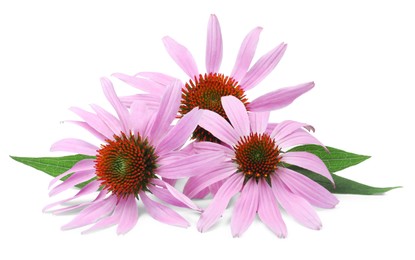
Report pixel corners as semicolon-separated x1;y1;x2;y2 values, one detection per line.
10;154;95;188
288;166;400;195
288;145;371;173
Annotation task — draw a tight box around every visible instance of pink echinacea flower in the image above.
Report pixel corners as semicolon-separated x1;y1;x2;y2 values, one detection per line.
113;14;314;143
44;78;216;234
191;95;338;237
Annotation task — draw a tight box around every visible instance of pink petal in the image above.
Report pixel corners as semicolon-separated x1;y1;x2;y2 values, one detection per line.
148;80;182;140
140;192;189;228
101;77;130;133
135;71;176;86
62;196;118;230
271;175;322;230
206;14;223;73
66;121;107;141
192;141;234;156
257;179;287;237
221;96;250;137
148;184;188;208
81;199;124;234
209;179;226;196
163;36;199;78
129;101;152;137
90;104;122;135
151;179;200;211
270;120;314;141
48;158;95;188
248;82;314;112
50;138;98;156
183;162;236;198
156;108;202;155
199;109;239;146
282;151;334;184
278;168;339;208
49;169;96;196
191;187;210;199
197;174;244;232
278;129;326;150
240;43;287;91
248;111;270;134
117;195;138;235
120;94;161;110
69;107;113;139
112;72;165;94
157;152;225;179
265;123;278;135
44;180;101;212
231;180;259;237
53;188;108;215
231;27;263;82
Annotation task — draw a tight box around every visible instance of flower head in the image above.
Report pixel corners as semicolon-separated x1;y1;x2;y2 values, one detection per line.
191;96;338;237
113;14;314;142
45;78;214;234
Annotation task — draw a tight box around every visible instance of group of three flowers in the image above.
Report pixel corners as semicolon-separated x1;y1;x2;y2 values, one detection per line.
46;15;337;237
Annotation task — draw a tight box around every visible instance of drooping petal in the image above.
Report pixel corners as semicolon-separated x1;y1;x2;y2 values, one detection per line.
69;107;113;139
148;184;188;208
265;123;278;135
221;96;250;137
156;108;202;155
231;27;263;82
120;94;161;110
192;141;234;156
49;169;96;196
248;111;270;134
240;43;287;91
48;158;95;188
231;180;259;237
278;129;326;150
112;72;165;94
278;168;339;208
117;195;139;235
148;80;182;141
140;192;189;228
66;121;107;141
163;36;199;78
61;195;118;230
281;151;334;184
90;104;122;135
271;175;322;230
270;120;314;141
157;152;225;179
183;162;236;198
206;14;223;73
197;174;244;232
50;138;98;156
135;71;176;86
53;188;108;215
101;77;130;133
209;179;226;196
151;179;200;211
248;82;314;112
81;198;125;234
44;180;101;212
198;109;239;146
257;179;287;237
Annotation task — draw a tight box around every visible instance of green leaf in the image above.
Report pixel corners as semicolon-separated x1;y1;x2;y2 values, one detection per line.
288;145;371;173
10;154;95;188
289;166;400;195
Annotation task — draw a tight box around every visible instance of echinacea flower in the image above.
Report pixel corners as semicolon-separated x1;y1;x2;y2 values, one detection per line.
113;14;314;143
44;78;217;234
190;95;338;237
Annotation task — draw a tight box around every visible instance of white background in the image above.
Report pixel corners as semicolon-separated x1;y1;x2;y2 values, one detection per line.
1;0;414;259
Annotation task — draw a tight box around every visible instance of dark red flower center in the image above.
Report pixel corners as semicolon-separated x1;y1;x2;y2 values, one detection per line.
95;132;158;198
180;73;248;143
234;133;281;183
